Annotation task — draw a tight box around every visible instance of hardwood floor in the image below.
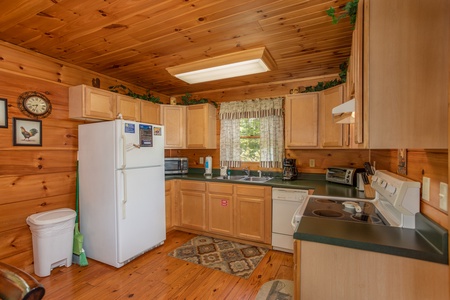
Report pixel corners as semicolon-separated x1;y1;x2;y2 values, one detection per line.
37;231;294;299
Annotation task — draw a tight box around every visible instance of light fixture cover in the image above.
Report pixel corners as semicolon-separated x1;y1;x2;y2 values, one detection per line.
166;47;276;84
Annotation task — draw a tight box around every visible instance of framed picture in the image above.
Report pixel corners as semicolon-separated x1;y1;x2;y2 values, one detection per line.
13;118;42;146
0;98;7;128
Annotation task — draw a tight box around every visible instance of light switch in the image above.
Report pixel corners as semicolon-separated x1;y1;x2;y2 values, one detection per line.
439;182;448;211
309;159;315;168
199;157;204;164
422;177;430;201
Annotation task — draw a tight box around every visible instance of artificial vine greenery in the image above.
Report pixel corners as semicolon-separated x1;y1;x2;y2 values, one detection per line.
301;60;348;93
108;85;162;103
326;0;359;28
181;93;218;108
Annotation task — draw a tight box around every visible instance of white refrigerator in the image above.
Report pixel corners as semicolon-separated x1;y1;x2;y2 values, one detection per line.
78;120;165;268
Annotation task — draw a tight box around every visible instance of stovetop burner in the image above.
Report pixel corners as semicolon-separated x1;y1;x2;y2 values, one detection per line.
303;197;387;225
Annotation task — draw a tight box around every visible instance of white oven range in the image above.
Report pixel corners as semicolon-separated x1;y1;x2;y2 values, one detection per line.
292;170;421;232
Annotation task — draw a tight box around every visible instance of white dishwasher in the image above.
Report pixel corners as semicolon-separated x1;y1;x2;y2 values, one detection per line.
272;188;309;253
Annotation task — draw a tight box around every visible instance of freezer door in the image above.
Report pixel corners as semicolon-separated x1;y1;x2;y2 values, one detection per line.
115;120;164;169
116;166;166;264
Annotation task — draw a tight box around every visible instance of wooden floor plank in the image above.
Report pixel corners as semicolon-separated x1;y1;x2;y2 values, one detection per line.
37;230;294;299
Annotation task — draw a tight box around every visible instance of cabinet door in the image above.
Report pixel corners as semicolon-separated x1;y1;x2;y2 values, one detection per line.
235;185;271;243
186;104;216;149
140;101;161;124
285;93;319;148
117;95;140;121
165;181;173;231
179;181;207;231
208;183;234;236
160;105;186;148
85;86;116;120
320;85;344;147
69;85;116;120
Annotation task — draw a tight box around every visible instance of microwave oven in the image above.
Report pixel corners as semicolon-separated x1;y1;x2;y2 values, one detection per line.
326;167;364;186
164;157;188;175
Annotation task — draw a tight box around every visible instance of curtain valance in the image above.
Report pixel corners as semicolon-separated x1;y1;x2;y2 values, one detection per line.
219;98;283;120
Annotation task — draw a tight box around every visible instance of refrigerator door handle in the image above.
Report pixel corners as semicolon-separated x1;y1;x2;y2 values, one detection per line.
122;170;127;219
120;119;127;169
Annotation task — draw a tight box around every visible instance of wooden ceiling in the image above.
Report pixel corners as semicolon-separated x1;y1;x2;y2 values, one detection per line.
0;0;353;96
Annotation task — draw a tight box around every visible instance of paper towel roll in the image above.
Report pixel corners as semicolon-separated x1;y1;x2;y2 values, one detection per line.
205;156;212;175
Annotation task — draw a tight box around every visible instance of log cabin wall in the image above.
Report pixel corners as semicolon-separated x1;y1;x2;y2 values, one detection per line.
0;42;169;273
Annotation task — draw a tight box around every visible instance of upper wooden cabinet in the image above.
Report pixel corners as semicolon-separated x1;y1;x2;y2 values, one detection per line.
186;103;217;149
285;85;346;149
69;85;116;121
116;95;140;121
160;105;186;149
320;85;345;148
285;93;319;148
354;0;448;149
140;101;161;124
70;85;161;124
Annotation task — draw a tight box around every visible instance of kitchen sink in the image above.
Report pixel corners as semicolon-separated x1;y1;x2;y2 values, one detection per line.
214;175;245;181
213;175;272;183
240;176;273;183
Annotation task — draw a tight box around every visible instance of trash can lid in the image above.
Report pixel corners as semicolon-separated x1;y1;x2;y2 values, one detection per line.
27;208;76;226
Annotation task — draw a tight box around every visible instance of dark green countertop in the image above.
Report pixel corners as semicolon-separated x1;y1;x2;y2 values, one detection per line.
166;171;369;199
166;169;448;265
294;214;448;264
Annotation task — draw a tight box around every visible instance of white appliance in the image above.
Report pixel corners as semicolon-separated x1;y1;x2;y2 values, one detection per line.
272;188;309;253
291;170;421;230
78;120;165;268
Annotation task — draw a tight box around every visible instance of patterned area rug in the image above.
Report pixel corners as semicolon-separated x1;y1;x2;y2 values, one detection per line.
168;235;268;279
255;280;294;300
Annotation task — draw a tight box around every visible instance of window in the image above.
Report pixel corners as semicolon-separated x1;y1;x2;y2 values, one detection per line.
219;98;284;168
240;118;260;162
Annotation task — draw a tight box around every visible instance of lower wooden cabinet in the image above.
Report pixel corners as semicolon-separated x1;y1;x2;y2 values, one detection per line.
208;183;234;237
174;180;272;245
165;181;173;231
235;184;271;243
294;240;449;300
179;180;207;231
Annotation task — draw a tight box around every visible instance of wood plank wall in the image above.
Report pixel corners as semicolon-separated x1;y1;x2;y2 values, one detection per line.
0;42;447;275
0;42;169;273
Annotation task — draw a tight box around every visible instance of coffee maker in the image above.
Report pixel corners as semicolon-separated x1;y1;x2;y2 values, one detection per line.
282;158;298;180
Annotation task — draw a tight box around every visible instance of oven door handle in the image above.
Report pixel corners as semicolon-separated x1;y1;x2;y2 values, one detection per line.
291;204;304;231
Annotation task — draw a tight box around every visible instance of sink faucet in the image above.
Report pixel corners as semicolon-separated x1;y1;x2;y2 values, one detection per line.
257;170;262;177
243;167;250;177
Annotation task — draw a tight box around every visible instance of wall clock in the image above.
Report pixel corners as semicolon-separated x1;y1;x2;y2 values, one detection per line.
17;91;52;119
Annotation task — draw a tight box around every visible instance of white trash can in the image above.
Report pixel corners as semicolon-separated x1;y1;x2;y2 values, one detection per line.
26;208;76;277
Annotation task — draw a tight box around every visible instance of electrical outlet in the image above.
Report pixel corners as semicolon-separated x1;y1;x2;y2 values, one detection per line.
199;157;204;164
422;177;430;201
309;159;315;168
439;182;448;211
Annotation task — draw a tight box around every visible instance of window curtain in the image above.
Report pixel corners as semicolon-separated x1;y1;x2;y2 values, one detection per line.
219;98;284;168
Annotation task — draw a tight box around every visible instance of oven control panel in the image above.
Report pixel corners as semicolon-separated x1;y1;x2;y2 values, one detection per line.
371;170;421;228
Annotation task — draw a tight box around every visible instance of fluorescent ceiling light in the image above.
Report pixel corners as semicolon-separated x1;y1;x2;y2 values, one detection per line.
332;98;355;124
166;47;276;84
